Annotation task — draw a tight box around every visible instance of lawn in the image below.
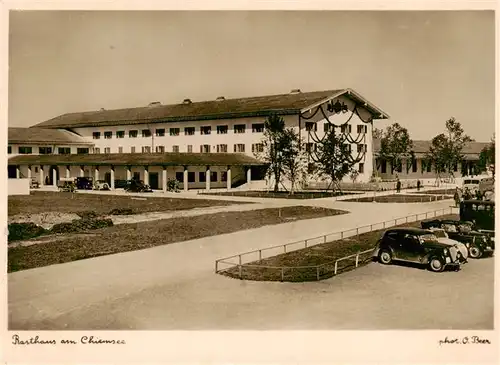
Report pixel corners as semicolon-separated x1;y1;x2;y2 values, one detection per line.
8;191;242;217
342;194;452;203
202;190;358;199
220;214;459;282
8;206;348;272
416;189;457;195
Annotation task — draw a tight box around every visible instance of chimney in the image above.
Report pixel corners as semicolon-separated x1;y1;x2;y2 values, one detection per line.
182;98;192;105
215;96;225;101
148;101;161;107
290;89;301;94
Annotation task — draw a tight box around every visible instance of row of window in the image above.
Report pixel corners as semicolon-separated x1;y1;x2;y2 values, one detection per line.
304;143;368;153
379;160;459;174
10;146;87;155
305;122;368;134
89;143;265;154
91;124;266;140
174;171;228;183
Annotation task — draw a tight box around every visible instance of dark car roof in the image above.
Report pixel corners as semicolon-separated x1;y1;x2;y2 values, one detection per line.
462;199;495;205
385;227;431;235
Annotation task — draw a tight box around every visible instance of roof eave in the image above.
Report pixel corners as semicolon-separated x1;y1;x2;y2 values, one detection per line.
31;109;301;129
299;88;390;119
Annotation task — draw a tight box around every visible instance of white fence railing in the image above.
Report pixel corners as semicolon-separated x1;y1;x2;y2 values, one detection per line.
215;206;458;281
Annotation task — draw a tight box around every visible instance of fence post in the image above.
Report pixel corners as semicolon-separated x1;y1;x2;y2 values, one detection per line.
383;221;385;228
239;265;242;280
355;253;359;267
284;245;287;253
341;231;343;239
281;268;284;282
334;261;338;275
356;227;359;240
394;219;397;226
405;216;408;223
316;267;320;281
323;235;327;244
259;249;262;261
370;224;373;231
215;260;218;273
305;239;308;248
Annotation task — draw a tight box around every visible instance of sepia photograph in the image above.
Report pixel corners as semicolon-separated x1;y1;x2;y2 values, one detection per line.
3;4;497;364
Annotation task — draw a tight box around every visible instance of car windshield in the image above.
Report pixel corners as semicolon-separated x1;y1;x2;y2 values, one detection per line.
419;234;437;243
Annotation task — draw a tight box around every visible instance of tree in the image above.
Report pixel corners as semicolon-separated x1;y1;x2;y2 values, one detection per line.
478;135;495;175
281;128;307;194
314;130;356;192
426;117;472;180
377;123;414;174
373;127;384;140
256;114;287;192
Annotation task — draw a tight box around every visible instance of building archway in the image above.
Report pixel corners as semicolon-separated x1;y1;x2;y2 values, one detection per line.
48;165;60;185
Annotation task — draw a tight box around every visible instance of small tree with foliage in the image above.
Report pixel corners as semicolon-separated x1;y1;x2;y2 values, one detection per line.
426;117;473;181
373;127;384;140
314;130;356;192
254;114;288;192
281;128;307;194
377;123;414;175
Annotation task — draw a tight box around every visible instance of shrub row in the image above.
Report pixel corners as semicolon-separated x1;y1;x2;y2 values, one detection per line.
8;218;114;242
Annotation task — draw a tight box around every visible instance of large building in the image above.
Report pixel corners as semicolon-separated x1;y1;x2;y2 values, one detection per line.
7;88;389;190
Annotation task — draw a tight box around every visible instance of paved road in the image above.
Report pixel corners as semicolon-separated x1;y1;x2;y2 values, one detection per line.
9;198;476;330
10;256;493;330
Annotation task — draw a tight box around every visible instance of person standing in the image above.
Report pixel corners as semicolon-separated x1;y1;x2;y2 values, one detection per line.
454;187;460;207
396;178;401;193
417;179;421;191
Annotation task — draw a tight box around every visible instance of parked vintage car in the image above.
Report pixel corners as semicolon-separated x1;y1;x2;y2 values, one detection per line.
124;179;153;193
94;180;110;191
58;177;76;192
373;227;463;272
75;177;94;190
421;219;494;259
426;227;468;262
460;200;495;231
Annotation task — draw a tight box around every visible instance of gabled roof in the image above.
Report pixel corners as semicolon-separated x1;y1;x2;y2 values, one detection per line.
373;139;490;158
7;152;265;167
8;127;93;145
31;88;389;129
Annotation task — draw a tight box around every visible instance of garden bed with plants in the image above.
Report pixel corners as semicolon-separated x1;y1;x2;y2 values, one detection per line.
8;206;348;272
342;194;452;203
202;190;359;199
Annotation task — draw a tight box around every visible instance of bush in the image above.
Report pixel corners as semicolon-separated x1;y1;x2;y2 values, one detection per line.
109;208;134;215
8;223;47;242
50;218;113;234
167;178;180;192
76;211;99;219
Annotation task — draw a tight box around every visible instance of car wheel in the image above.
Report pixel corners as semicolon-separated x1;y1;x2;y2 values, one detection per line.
378;250;392;265
469;246;483;259
103;184;109;190
428;257;445;272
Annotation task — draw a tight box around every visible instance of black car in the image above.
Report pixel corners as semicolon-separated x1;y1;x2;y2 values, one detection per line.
374;227;462;272
460;200;495;231
75;177;94;190
421;219;494;259
124;179;153;193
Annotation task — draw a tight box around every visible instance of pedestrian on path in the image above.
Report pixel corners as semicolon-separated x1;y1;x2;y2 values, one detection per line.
417;179;421;191
454;188;461;207
396;179;401;193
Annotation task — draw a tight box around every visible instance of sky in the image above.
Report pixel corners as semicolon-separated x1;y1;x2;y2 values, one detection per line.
8;10;495;141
